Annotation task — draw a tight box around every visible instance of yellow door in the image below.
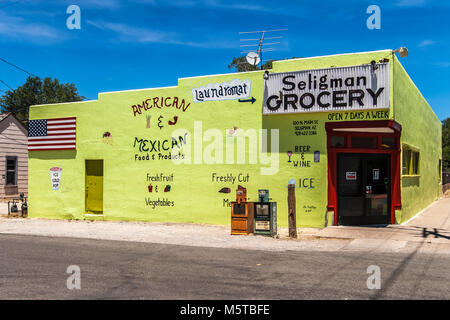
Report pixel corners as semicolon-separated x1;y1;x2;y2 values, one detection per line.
85;160;103;214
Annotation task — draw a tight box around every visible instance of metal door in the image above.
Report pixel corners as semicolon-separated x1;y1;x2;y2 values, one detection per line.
85;160;103;214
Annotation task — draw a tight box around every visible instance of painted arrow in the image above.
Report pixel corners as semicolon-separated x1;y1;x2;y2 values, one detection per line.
238;97;256;104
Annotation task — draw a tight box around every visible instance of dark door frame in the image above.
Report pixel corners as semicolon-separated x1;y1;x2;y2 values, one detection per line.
326;120;402;226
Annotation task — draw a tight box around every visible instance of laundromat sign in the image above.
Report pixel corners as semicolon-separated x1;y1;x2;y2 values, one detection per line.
263;63;390;115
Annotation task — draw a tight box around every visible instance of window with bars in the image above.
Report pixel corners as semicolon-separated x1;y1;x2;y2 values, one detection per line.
439;159;442;181
6;156;17;185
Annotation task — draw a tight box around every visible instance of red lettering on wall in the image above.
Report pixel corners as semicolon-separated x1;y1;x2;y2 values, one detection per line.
132;105;140;116
131;96;192;117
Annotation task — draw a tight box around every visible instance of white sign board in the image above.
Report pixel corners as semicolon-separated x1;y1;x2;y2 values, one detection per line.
263;63;390;115
373;169;380;180
346;172;357;181
255;221;270;231
50;167;62;190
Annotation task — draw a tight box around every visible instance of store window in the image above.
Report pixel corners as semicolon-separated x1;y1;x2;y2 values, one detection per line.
381;137;395;149
351;136;377;149
6;156;17;185
402;148;411;175
412;152;420;175
438;159;442;181
331;136;345;147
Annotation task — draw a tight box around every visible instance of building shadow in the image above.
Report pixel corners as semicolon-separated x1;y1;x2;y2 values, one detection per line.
422;227;450;240
358;224;389;228
29;150;76;160
387;225;450;240
401;176;420;188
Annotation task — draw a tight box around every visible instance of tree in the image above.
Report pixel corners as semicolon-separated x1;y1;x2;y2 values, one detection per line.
0;76;84;121
443;117;450;172
228;56;273;72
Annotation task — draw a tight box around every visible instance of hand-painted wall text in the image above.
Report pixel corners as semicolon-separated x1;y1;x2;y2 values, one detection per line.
192;79;251;102
132;96;191;117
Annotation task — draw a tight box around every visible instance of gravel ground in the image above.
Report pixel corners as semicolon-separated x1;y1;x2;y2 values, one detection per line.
0;216;448;255
0;217;351;252
0;202;8;214
1;197;448;255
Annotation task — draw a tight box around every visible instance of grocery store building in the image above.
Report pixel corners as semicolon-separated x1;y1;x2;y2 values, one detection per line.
28;49;442;227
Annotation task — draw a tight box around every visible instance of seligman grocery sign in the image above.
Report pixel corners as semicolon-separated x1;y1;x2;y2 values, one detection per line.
263;63;390;114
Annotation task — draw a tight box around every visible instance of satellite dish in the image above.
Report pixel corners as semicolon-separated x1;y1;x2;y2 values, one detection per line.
246;52;260;66
393;47;409;58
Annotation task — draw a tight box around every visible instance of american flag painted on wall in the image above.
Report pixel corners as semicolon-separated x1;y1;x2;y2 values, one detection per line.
28;117;76;151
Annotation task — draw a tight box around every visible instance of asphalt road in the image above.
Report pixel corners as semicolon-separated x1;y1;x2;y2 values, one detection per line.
0;234;448;300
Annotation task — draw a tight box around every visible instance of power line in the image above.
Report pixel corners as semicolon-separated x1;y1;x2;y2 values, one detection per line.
240;36;282;41
0;79;13;90
238;28;288;34
0;57;37;77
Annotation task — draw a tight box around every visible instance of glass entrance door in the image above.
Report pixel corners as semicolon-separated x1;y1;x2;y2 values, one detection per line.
337;153;390;225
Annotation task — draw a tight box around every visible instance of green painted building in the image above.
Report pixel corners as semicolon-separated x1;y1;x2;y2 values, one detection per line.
28;49;442;228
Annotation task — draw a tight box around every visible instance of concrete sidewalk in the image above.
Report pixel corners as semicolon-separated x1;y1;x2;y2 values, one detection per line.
0;197;448;254
297;197;450;244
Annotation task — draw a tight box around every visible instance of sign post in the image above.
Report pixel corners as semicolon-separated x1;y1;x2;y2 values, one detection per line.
288;184;297;238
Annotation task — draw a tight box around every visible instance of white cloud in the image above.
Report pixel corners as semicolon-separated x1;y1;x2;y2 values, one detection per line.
87;20;173;43
418;39;437;47
132;0;270;12
87;20;235;49
80;0;122;10
435;62;450;67
396;0;428;7
51;0;122;10
0;12;62;42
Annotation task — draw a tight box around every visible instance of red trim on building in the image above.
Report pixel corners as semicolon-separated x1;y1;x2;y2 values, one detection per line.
325;120;402;226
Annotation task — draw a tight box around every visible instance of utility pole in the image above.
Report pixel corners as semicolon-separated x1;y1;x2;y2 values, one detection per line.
239;29;288;69
258;31;265;70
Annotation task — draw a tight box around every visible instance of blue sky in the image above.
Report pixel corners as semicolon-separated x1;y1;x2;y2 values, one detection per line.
0;0;449;120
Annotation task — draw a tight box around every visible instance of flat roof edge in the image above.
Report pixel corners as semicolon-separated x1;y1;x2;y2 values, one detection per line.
99;85;179;95
178;69;264;81
30;99;98;108
273;49;393;64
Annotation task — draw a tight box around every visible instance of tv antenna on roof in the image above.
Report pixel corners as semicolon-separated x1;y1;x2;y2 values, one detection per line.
239;28;288;70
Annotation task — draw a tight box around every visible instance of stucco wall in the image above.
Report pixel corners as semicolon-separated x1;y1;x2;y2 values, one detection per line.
29;50;412;227
393;56;442;223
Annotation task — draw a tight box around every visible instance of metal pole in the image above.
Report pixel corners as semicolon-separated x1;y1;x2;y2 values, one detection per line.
259;31;265;70
288;184;297;238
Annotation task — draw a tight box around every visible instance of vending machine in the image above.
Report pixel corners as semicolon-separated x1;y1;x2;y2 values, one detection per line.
230;186;254;235
254;189;277;236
